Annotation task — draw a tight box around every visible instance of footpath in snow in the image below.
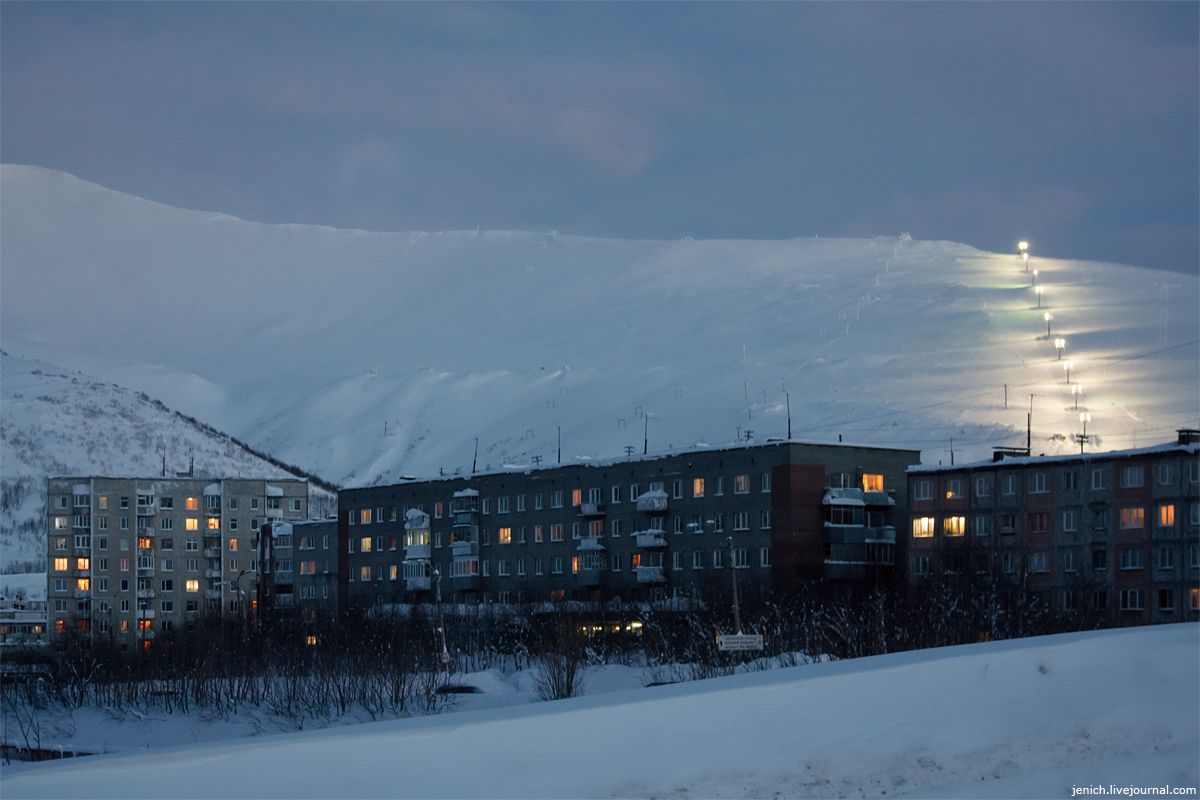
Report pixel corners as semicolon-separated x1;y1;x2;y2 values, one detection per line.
3;624;1197;799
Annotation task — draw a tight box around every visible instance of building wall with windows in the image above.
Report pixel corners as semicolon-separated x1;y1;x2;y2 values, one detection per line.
905;430;1200;624
264;518;340;622
339;441;919;608
46;477;309;647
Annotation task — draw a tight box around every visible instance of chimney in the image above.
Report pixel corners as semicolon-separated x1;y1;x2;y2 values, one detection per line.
1177;429;1200;445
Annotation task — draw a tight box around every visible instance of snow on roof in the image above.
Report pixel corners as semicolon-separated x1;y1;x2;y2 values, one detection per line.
265;484;285;497
908;440;1198;474
822;490;864;507
577;538;606;551
203;482;221;495
271;522;293;537
453;488;479;498
637;489;668;500
405;509;430;527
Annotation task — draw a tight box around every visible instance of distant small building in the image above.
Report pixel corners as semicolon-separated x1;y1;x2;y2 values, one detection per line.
906;430;1200;624
0;598;47;646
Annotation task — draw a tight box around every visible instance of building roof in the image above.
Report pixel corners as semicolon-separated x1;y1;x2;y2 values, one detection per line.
907;439;1199;474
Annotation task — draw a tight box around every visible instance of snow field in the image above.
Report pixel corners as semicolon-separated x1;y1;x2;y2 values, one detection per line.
3;624;1196;799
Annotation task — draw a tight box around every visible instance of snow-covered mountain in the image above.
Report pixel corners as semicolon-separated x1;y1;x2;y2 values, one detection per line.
2;164;1197;496
0;351;332;571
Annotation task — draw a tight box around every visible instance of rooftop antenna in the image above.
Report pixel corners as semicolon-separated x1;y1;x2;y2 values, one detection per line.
557;426;562;464
785;391;792;439
1027;394;1034;453
532;455;543;467
161;453;166;478
472;437;479;475
643;416;648;455
625;445;635;457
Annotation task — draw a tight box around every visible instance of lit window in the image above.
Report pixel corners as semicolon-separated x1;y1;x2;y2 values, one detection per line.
360;536;372;553
734;475;749;495
228;539;238;552
53;557;68;571
498;527;512;545
943;516;966;537
360;565;371;581
76;578;90;591
207;517;220;530
185;518;199;531
862;474;883;492
693;478;705;498
571;555;580;574
571;489;582;507
912;517;935;538
185;497;199;511
76;557;90;570
1119;508;1145;529
360;508;372;525
1158;504;1175;527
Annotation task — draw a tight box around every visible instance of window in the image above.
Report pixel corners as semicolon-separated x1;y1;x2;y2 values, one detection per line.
734;474;749;495
914;555;930;576
943;516;966;537
534;558;543;576
498;527;512;545
550;523;564;542
733;548;749;568
1157;546;1174;569
761;472;771;493
693;478;705;498
498;560;510;576
1119;508;1145;529
517;559;526;576
1001;552;1016;574
227;539;237;552
712;549;723;569
360;508;372;525
552;557;563;574
1119;547;1143;570
974;515;992;536
291;498;302;512
972;477;991;498
1120;466;1144;488
1157;464;1172;485
1119;589;1144;611
570;522;580;540
1001;474;1016;496
569;489;582;508
1062;550;1076;573
53;516;69;531
1091;469;1104;490
1092;548;1108;571
861;473;883;492
186;580;199;592
1157;504;1175;528
518;526;527;543
912;517;935;538
184;497;198;511
733;511;749;531
1029;473;1047;494
760;547;771;567
1031;552;1048;573
610;520;623;537
913;480;932;501
1061;470;1077;491
1028;512;1050;534
1062;509;1077;532
946;479;963;499
760;510;771;529
360;536;372;553
120;517;129;531
692;551;703;570
373;506;383;523
53;557;68;572
551;490;564;508
1092;509;1108;531
185;518;199;532
1157;589;1175;611
498;497;510;514
714;477;724;496
1192;504;1200;526
534;525;544;543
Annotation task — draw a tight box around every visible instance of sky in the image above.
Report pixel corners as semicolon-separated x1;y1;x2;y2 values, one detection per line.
2;2;1197;274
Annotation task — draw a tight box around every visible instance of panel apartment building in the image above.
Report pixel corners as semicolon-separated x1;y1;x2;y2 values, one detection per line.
339;441;920;608
47;476;309;646
905;430;1200;623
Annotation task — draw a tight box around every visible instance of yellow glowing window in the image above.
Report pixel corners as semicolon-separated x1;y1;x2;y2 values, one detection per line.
943;516;966;537
571;555;580;573
1159;504;1175;527
360;566;371;581
389;564;398;580
693;478;705;498
53;557;69;571
498;527;512;545
55;619;66;633
631;552;642;568
185;518;199;531
120;620;129;633
138;619;152;632
185;497;199;511
207;517;220;530
571;489;582;507
360;508;373;525
862;474;884;492
1120;508;1145;529
912;517;936;538
360;536;372;553
76;557;90;571
76;578;90;591
138;537;152;550
98;496;108;510
228;539;238;552
54;517;69;530
185;580;199;592
306;635;318;646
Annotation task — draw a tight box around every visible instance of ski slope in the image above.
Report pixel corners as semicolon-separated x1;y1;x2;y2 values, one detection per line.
3;624;1196;799
1;163;1197;493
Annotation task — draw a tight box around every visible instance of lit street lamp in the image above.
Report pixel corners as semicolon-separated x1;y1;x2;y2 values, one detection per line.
1044;312;1053;337
1035;285;1045;308
1063;359;1074;384
1054;337;1066;359
1018;241;1030;272
1071;382;1083;410
1032;268;1039;286
1077;412;1092;454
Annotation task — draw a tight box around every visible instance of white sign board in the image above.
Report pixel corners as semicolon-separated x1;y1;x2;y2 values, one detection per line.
717;634;764;652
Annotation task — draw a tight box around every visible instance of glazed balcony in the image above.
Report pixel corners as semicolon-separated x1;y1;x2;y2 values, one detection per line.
634;530;668;549
635;565;666;584
578;502;607;518
636;492;669;513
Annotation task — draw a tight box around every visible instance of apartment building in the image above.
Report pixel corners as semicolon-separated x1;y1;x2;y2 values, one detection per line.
260;518;340;622
47;476;309;647
906;430;1200;624
339;441;920;608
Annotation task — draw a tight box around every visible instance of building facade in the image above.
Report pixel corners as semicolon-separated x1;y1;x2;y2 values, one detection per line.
47;477;309;647
261;518;341;623
906;430;1200;624
339;441;920;608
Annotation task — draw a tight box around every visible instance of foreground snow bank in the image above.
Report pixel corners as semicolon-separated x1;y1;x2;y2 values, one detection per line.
4;625;1197;799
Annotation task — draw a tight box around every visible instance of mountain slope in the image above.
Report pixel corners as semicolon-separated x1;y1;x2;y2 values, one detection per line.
0;351;331;571
1;164;1197;490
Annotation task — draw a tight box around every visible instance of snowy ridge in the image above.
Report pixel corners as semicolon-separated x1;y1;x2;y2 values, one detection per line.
0;351;330;573
3;624;1196;798
1;164;1197;493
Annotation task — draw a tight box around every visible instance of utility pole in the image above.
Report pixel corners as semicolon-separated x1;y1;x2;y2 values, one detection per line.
433;568;451;672
785;392;792;439
643;416;648;455
472;437;479;475
557;426;562;464
727;536;742;635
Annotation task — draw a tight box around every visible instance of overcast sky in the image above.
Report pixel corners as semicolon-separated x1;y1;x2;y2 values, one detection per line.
3;2;1196;273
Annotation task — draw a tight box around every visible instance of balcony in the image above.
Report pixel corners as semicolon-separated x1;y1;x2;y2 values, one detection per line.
576;568;603;587
634;530;668;549
451;573;481;590
205;589;223;600
823;524;897;546
139;630;156;641
636;491;669;513
274;594;294;608
451;539;479;558
265;508;283;520
204;569;222;579
137;565;155;576
72;588;90;599
405;543;431;560
405;575;432;592
137;609;156;620
136;589;156;600
864;490;896;507
578;502;607;518
203;548;221;559
137;528;156;538
636;565;666;584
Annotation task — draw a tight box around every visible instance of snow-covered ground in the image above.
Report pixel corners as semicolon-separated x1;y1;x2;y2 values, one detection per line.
4;624;1196;799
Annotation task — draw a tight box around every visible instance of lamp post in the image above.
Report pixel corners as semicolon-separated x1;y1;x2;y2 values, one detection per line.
1071;383;1083;410
1044;312;1053;337
1034;285;1045;308
1077;412;1092;454
726;535;743;635
1054;337;1066;360
1063;359;1074;384
1032;268;1039;287
1018;241;1030;272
